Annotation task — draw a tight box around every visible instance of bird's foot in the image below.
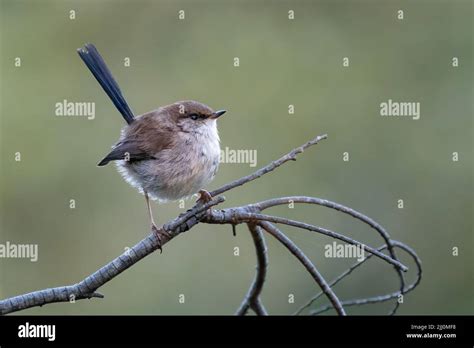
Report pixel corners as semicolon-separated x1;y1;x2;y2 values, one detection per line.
196;189;213;204
151;224;169;254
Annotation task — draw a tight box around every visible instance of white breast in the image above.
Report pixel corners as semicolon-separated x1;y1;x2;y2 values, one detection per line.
117;121;221;202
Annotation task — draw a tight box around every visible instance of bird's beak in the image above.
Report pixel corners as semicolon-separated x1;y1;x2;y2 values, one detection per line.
211;110;227;119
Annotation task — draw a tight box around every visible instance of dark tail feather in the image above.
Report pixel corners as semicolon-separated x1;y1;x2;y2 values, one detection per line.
77;43;135;124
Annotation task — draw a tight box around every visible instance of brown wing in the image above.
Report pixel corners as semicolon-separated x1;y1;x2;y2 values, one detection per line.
97;110;174;166
97;141;154;166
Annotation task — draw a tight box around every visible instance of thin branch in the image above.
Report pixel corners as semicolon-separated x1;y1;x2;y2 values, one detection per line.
309;241;422;315
255;196;406;314
210;134;328;197
259;221;346;316
294;245;388;315
235;223;268;316
214;210;407;272
251;297;268;315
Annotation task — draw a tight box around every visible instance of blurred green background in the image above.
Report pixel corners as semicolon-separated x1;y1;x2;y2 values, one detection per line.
0;0;472;315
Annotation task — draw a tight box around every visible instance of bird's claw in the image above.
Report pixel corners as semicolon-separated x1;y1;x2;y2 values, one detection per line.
152;224;163;253
196;189;212;204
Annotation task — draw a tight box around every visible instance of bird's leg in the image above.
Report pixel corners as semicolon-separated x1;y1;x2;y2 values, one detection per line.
144;191;158;228
196;189;213;204
144;190;163;253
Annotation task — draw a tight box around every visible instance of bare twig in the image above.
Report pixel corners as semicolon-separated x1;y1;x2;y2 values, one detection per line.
254;196;406;314
259;221;346;316
212;210;407;271
294;245;388;315
235;223;268;316
251;297;268;315
210;134;327;197
308;241;422;315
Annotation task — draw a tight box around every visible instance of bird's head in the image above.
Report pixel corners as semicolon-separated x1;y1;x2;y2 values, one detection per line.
165;100;226;134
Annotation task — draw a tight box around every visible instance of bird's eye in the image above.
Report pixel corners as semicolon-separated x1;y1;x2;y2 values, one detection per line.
189;113;199;120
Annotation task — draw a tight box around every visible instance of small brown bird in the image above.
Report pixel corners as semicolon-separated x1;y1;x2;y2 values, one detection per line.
77;44;226;238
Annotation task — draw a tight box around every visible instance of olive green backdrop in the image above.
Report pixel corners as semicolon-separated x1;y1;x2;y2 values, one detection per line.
0;0;472;314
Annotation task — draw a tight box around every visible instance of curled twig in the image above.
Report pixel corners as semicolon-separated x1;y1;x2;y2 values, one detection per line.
307;241;422;315
254;196;406;314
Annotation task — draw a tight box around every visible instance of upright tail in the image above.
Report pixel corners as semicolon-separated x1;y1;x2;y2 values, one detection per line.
77;43;135;124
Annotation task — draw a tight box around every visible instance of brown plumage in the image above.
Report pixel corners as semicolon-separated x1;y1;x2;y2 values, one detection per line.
100;100;225;202
77;44;227;244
